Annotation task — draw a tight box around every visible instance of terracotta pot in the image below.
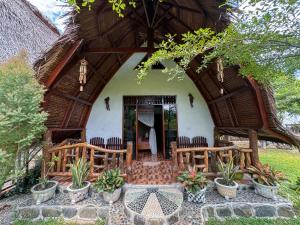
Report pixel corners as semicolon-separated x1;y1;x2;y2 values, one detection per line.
31;181;58;205
185;187;207;203
67;181;91;204
253;179;278;200
214;178;238;199
103;188;122;204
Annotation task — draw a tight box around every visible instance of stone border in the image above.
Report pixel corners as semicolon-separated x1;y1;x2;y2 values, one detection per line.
14;204;109;224
201;202;296;222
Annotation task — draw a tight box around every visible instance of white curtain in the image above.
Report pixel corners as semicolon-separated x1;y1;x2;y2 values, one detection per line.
138;111;157;155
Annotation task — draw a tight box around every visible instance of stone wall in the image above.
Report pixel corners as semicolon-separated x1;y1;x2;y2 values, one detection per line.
202;203;296;222
15;204;109;223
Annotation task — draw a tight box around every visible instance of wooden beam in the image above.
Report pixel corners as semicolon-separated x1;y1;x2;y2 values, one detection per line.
85;47;150;53
208;86;249;105
45;40;82;88
49;128;84;131
49;90;93;106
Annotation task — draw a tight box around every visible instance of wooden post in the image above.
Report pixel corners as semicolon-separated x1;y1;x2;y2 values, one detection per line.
211;128;219;172
171;142;178;172
42;130;53;179
126;142;133;182
249;129;259;166
81;129;87;142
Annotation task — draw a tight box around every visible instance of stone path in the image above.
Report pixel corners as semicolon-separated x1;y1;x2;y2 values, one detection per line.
124;187;183;224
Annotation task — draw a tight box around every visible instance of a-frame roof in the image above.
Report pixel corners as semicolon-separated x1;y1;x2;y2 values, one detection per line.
34;0;299;146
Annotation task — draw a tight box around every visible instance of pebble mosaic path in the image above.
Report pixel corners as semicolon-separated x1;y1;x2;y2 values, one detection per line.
124;187;183;223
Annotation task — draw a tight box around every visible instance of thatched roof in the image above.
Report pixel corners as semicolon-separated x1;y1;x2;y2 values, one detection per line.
34;0;299;147
0;0;60;64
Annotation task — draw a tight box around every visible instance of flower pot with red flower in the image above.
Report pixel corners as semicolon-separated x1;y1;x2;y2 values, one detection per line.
177;166;208;203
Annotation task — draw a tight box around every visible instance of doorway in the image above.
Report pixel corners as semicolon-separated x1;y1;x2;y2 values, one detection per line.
123;96;177;161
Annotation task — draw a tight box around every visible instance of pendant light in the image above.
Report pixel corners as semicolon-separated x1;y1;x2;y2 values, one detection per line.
79;58;88;92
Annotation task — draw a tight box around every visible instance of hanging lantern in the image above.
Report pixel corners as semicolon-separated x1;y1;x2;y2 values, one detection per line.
79;58;88;92
216;57;224;95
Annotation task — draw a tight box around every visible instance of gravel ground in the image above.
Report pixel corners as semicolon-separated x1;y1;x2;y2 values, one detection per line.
0;187;290;225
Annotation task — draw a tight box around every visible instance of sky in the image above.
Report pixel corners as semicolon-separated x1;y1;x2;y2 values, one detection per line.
27;0;68;32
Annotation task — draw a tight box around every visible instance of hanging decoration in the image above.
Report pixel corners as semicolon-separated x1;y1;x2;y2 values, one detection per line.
79;58;88;92
188;93;194;108
216;57;224;95
104;97;110;111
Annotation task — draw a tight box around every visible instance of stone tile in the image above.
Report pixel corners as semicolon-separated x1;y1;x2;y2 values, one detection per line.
18;207;40;219
42;207;62;218
203;206;214;218
277;206;295;218
97;207;109;219
254;205;276;217
216;207;232;217
233;204;253;217
78;206;97;219
63;207;77;219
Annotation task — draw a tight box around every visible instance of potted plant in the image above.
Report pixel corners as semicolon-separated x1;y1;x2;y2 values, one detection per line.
177;166;208;203
67;158;91;204
248;163;285;200
31;156;59;205
214;157;239;199
94;169;124;204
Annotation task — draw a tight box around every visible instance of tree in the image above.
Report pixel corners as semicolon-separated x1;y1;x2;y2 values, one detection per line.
0;53;47;189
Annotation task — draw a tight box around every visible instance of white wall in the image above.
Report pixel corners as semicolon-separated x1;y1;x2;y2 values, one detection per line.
86;53;215;146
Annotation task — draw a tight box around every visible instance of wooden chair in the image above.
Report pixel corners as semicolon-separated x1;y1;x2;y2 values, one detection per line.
192;136;209;172
177;136;191;148
106;137;123;168
90;137;105;148
89;137;106;173
106;137;123;149
192;136;208;147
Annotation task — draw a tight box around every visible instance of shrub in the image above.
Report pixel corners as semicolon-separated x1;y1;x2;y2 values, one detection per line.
0;52;47;189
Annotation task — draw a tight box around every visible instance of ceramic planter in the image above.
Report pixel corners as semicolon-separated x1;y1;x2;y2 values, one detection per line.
214;178;238;199
253;179;278;200
67;181;91;204
103;188;122;204
31;181;58;205
185;187;207;203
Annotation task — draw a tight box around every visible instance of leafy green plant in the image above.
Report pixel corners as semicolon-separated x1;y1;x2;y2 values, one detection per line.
177;166;208;193
94;169;124;193
70;158;90;189
248;163;285;186
38;156;60;189
217;157;239;186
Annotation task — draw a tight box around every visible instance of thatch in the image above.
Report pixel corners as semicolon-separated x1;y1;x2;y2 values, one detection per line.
0;0;60;64
34;0;299;147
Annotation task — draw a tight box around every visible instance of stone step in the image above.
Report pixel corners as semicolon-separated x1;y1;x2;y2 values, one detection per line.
124;187;184;225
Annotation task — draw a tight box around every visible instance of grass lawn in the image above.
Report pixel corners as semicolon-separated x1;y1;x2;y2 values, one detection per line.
207;218;300;225
259;148;300;182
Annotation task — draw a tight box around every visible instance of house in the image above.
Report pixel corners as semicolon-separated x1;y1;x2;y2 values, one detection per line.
34;1;299;182
0;0;59;64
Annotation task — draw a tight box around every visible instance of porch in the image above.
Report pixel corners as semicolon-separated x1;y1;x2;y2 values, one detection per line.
43;132;256;184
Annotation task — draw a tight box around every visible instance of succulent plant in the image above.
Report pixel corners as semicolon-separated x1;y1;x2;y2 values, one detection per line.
248;163;285;186
70;158;90;189
94;169;124;193
217;157;239;186
177;166;208;193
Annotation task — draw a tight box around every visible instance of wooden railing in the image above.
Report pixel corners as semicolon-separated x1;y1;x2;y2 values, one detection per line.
171;142;253;176
45;142;133;179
